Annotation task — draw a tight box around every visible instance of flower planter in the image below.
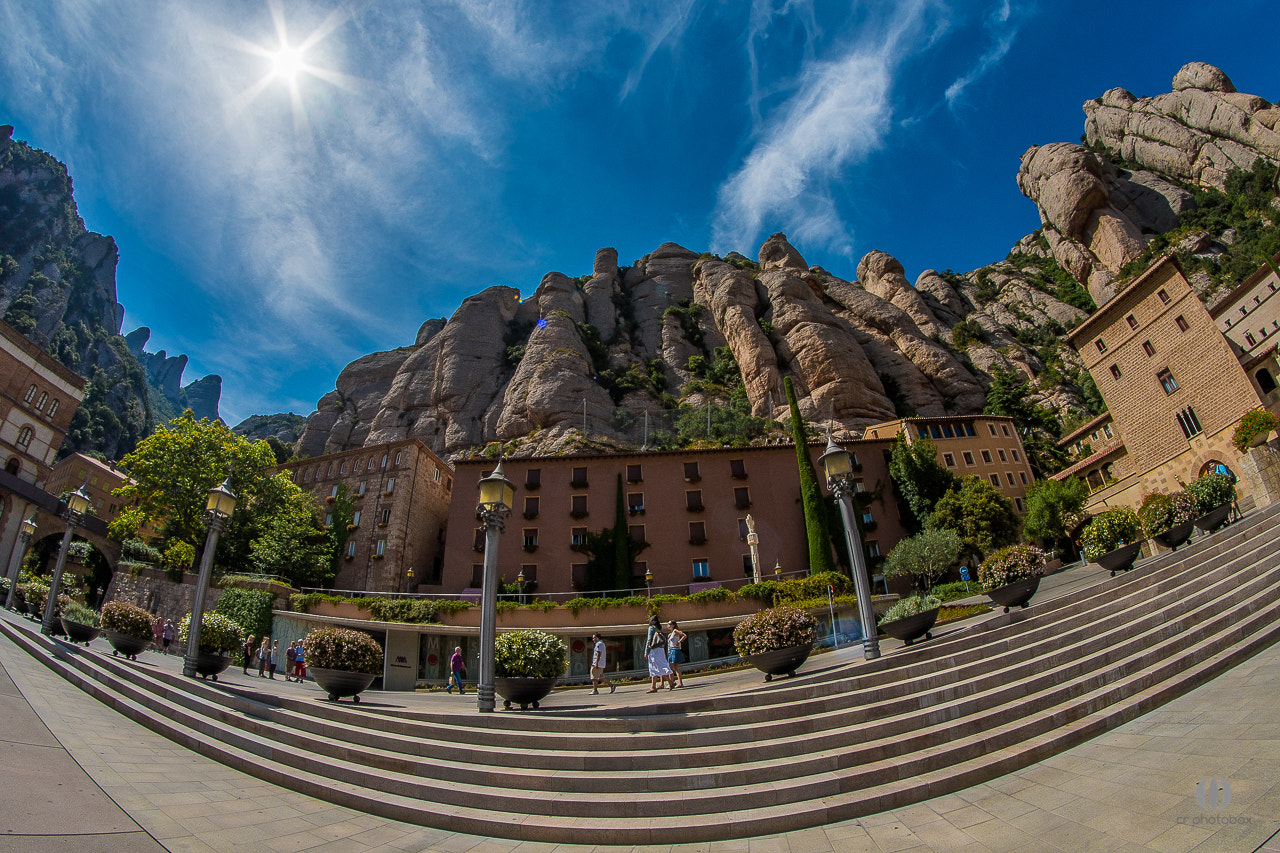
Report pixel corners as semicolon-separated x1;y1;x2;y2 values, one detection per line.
1248;430;1271;448
878;607;939;646
1096;541;1144;577
310;667;377;702
62;619;101;647
1153;520;1195;551
1194;504;1232;534
743;642;813;682
195;652;233;681
105;629;150;661
495;676;558;710
986;577;1040;613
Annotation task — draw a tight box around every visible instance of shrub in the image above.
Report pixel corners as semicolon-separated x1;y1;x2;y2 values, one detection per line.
214;587;276;639
978;544;1048;589
367;597;436;624
774;572;852;605
732;606;818;656
879;594;941;625
931;581;982;603
177;611;244;655
1137;493;1175;537
1232;408;1279;452
24;579;50;613
431;599;476;617
1080;508;1141;561
100;601;154;640
304;627;383;674
61;600;100;627
1187;471;1237;513
687;587;735;604
738;581;781;606
494;629;567;678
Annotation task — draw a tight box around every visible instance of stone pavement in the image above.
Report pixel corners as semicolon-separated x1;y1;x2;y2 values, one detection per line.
5;586;1280;851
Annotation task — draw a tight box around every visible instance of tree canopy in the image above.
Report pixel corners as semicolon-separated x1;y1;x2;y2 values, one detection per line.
1022;476;1089;554
888;434;956;531
926;475;1021;560
883;527;964;593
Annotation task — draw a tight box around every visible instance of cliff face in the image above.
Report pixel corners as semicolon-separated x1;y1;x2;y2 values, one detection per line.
0;126;221;459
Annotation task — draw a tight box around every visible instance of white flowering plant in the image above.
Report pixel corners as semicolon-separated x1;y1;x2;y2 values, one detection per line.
1080;507;1141;561
733;606;818;657
879;594;941;625
177;611;244;655
978;544;1048;590
305;627;384;675
494;629;567;678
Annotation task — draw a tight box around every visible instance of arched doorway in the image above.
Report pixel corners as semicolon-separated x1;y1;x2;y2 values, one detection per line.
4;457;19;476
1257;368;1277;395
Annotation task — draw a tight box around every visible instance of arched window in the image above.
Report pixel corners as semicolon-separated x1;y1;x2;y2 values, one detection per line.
339;461;347;475
46;399;58;417
35;391;47;411
1258;368;1277;395
326;462;333;477
23;385;36;404
5;458;19;475
16;426;33;448
394;451;403;465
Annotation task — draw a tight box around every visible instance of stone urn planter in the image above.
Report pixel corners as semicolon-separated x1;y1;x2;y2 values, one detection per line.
105;629;150;661
62;619;101;647
743;642;814;682
878;608;940;646
195;652;233;681
310;667;377;702
1153;520;1195;552
986;577;1041;613
1096;541;1143;577
1193;504;1232;534
495;676;558;710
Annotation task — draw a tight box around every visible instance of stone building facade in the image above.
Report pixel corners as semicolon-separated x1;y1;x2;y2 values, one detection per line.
1056;255;1274;511
861;415;1035;512
1210;250;1280;409
441;440;908;598
278;439;453;593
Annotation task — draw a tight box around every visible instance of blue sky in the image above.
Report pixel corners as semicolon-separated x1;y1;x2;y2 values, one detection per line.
0;0;1276;426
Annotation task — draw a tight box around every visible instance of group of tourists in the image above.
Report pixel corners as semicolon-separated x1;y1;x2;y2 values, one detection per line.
150;616;175;655
582;617;689;695
241;634;307;682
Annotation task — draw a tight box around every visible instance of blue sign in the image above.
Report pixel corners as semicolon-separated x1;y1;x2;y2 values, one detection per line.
959;566;970;581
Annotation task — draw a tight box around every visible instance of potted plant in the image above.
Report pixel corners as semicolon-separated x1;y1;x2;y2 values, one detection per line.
1081;507;1143;576
1232;408;1279;451
494;629;567;710
733;606;818;682
1138;491;1199;551
177;611;244;680
101;601;155;660
60;600;102;646
23;579;50;621
1187;471;1236;532
979;544;1048;612
877;595;942;645
305;626;383;702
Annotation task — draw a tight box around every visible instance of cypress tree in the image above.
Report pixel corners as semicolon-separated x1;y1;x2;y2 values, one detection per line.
614;473;630;590
785;376;833;575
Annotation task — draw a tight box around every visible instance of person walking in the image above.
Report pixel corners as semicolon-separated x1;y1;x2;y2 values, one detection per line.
257;637;270;677
589;633;616;695
665;620;688;688
447;646;467;694
152;616;164;653
242;635;256;675
161;619;174;655
644;616;673;693
285;642;297;682
294;641;306;681
269;641;279;679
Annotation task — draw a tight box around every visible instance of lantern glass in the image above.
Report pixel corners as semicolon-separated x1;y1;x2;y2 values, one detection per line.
476;462;515;513
207;479;238;517
66;485;91;516
818;439;852;483
20;515;36;537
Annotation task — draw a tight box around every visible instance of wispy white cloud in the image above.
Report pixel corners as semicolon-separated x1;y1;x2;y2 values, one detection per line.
944;0;1019;109
618;0;699;101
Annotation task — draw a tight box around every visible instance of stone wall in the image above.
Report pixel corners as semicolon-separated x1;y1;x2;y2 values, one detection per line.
1239;442;1280;510
104;567;292;621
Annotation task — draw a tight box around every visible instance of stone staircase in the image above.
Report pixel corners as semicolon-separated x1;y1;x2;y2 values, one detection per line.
4;502;1280;844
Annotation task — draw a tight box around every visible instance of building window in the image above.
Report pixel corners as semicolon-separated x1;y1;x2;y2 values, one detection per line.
1258;368;1277;394
1176;407;1203;439
358;481;367;495
380;509;390;525
988;424;997;436
962;451;975;466
943;453;956;468
942;425;955;438
917;426;929;439
998;449;1007;462
523;496;539;519
571;466;588;488
686;490;704;511
472;565;485;587
524;468;540;489
981;450;993;464
1246;332;1258;346
738;518;749;540
866;541;881;559
325;513;333;527
1103;424;1113;438
630;525;646;544
930;426;942;439
627;492;644;513
1241;306;1248;317
326;463;334;477
47;400;58;417
692;559;710;579
16;427;32;448
1126;314;1138;329
395;451;403;465
23;385;36;404
1015;497;1025;512
330;485;339;499
1157;288;1171;305
338;461;347;475
571;527;587;547
683;461;700;481
1175;315;1189;332
1006;472;1016;486
346;541;356;557
1095;339;1107;354
1158;370;1179;394
734;487;752;509
571;494;588;517
989;473;1000;486
742;554;755;577
1001;425;1010;437
729;458;747;479
385;478;395;494
689;521;706;545
964;424;977;437
381;454;389;469
1012;450;1020;462
35;391;47;411
472;528;485;552
1142;340;1156;357
626;464;643;483
520;565;538;584
522;529;538;548
353;459;363;473
571;563;588;588
351;511;361;527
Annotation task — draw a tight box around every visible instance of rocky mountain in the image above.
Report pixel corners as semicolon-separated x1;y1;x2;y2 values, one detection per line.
0;125;221;459
232;412;307;445
284;62;1276;465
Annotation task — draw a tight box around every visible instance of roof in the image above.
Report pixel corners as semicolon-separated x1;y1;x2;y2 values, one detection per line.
1057;412;1113;447
1050;439;1126;481
450;436;892;467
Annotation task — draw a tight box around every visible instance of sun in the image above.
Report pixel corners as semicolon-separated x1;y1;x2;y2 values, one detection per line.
268;45;306;82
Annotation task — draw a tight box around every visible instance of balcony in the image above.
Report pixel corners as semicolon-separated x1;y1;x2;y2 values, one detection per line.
522;543;538;553
570;478;589;489
688;536;706;546
522;510;539;520
570;509;589;519
686;503;704;513
628;505;645;516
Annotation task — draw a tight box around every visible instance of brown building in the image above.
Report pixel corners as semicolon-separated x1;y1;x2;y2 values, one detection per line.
1054;255;1274;511
279;439;453;593
441;441;908;598
861;415;1035;512
46;452;135;527
1211;250;1280;407
1053;413;1125;494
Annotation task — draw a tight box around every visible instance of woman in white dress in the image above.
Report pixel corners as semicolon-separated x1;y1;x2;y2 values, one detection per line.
644;615;673;692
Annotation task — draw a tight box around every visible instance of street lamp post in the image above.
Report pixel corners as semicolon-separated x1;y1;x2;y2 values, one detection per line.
42;486;91;636
745;514;761;584
645;569;653;598
4;514;36;611
182;479;237;678
774;559;782;578
818;436;881;660
476;460;514;713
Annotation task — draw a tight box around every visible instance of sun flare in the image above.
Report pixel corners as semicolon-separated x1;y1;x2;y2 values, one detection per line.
268;46;305;82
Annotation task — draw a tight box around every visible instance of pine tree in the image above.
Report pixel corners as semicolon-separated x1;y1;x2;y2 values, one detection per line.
785;377;833;575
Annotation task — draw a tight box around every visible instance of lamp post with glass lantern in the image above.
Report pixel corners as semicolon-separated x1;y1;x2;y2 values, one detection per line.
476;460;514;713
42;486;91;636
774;559;782;578
818;436;881;660
182;479;237;678
644;568;653;598
4;514;36;611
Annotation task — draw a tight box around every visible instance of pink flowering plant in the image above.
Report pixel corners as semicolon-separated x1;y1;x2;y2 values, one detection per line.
305;627;383;674
978;544;1048;590
733;605;818;657
101;601;154;640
